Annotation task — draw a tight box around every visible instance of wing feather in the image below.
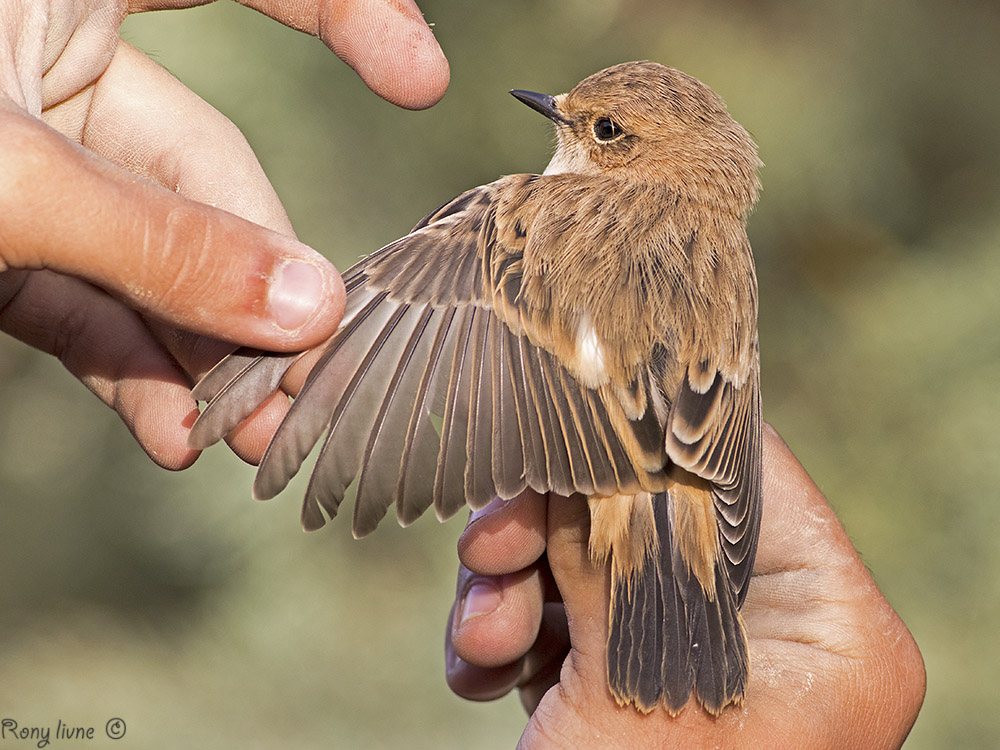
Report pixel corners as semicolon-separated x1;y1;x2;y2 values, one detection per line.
665;364;762;607
190;174;762;543
433;305;479;520
464;308;497;510
510;331;550;491
301;302;415;534
537;350;595;496
394;307;457;526
353;306;439;533
188;350;299;449
492;315;527;499
253;290;394;506
556;366;617;497
524;347;575;496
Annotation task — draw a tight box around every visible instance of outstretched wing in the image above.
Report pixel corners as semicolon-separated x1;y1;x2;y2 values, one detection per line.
189;175;670;536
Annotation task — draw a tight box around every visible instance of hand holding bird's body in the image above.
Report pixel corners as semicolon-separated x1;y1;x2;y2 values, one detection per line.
190;61;763;715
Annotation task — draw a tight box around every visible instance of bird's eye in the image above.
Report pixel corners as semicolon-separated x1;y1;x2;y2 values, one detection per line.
593;117;623;141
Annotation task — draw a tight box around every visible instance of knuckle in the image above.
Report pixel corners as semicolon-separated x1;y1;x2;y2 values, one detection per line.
139;201;220;309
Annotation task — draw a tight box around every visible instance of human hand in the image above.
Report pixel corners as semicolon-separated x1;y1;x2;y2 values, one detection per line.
0;0;449;469
446;425;926;748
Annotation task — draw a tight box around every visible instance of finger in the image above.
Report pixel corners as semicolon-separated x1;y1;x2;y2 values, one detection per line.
58;42;296;237
0;100;344;352
449;490;548;684
452;491;606;691
543;493;608;668
517;602;570;714
447;490;550;701
446;594;570;709
63;39;328;463
446;565;544;699
445;601;526;702
451;561;546;670
236;0;450;110
0;269;199;469
125;1;449;108
457;489;548;576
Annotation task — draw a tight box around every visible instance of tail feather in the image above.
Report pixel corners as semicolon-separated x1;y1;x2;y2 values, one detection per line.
604;490;748;715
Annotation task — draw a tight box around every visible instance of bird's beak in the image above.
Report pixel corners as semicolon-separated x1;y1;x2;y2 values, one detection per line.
510;89;570;125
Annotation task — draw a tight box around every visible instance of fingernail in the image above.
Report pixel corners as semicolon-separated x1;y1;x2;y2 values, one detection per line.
268;260;324;331
459;581;502;626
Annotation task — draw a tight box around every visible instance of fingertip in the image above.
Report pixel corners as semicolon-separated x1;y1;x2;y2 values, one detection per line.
221;390;292;466
389;43;450;111
123;385;202;471
321;0;450;110
458;489;547;576
262;248;346;346
445;618;524;703
159;413;202;471
151;213;344;352
451;569;544;670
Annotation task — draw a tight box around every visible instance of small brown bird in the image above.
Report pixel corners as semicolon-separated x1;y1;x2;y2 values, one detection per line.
189;61;762;715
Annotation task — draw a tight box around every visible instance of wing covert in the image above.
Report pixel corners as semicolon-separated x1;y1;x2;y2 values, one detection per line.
665;362;762;605
189;176;675;535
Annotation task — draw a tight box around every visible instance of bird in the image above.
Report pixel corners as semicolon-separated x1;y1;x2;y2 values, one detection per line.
188;60;763;716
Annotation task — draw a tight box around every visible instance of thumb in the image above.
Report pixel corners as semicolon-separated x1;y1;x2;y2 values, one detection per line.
0;106;344;351
544;495;610;680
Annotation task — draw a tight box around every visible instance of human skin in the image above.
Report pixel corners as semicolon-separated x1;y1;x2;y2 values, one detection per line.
446;425;926;749
0;0;449;468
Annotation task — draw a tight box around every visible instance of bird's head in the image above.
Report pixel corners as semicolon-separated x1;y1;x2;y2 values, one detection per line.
511;61;762;213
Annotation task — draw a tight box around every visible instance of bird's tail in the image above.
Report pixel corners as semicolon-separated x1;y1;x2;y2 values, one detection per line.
588;486;748;715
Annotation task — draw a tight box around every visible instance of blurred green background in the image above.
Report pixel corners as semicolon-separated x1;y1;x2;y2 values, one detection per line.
2;0;998;746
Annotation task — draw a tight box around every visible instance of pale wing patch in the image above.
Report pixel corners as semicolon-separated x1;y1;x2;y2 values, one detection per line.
573;312;609;388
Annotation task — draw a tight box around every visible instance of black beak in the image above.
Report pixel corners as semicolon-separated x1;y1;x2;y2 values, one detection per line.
510;89;569;125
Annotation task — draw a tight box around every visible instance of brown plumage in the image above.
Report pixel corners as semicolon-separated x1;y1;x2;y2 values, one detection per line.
189;61;763;715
